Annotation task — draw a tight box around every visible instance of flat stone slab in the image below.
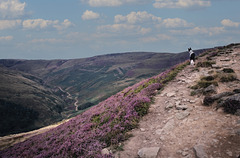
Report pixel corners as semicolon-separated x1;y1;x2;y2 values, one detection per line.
138;147;160;158
175;111;190;120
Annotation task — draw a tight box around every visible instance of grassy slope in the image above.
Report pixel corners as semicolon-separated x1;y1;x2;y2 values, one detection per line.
0;66;71;136
0;56;190;157
0;50;206;112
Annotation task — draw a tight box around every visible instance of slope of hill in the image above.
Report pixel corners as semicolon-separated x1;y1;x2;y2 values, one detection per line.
116;43;240;158
0;43;239;158
0;66;72;136
0;50;207;137
0;50;206;111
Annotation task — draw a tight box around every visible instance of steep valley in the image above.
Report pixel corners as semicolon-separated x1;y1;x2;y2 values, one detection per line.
0;50;206;136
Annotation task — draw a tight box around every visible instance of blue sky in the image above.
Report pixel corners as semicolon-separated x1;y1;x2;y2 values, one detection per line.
0;0;240;59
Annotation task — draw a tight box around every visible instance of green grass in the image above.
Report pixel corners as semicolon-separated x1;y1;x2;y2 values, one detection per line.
196;61;216;68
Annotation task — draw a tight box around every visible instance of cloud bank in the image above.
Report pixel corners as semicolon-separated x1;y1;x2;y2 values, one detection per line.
82;10;100;20
0;0;26;18
153;0;211;9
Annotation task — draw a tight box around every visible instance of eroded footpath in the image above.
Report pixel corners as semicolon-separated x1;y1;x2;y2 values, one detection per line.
115;46;240;158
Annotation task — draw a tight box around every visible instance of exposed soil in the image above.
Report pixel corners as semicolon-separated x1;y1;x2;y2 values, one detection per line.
115;47;240;158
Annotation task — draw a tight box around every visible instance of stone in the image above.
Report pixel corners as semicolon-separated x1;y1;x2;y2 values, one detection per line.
140;128;146;132
138;147;160;158
233;89;240;93
156;119;175;135
203;92;234;106
176;104;188;110
175;101;181;106
220;94;240;114
220;58;230;61
226;150;233;157
182;151;189;156
101;148;111;155
167;92;176;97
212;64;221;69
175;111;190;120
203;85;216;94
193;145;208;158
189;100;196;103
183;98;190;102
165;103;175;110
222;64;230;67
162;119;175;132
212;92;234;100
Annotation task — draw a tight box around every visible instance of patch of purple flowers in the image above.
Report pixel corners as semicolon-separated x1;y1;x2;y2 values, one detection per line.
0;61;188;158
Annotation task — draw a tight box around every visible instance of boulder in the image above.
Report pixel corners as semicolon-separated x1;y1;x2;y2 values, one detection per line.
221;93;240;114
203;92;234;106
203;85;216;95
193;145;208;158
138;147;160;158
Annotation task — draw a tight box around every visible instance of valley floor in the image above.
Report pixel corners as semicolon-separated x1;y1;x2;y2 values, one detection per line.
115;47;240;157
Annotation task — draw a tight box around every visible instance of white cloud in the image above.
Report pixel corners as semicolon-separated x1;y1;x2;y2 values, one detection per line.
23;19;58;29
22;19;73;30
170;26;225;36
0;35;13;41
139;27;151;35
54;19;73;30
115;11;161;24
0;19;21;30
0;0;26;18
221;19;239;27
98;23;150;35
83;0;143;7
153;0;211;9
87;0;122;7
98;23;137;32
82;10;100;20
161;18;193;28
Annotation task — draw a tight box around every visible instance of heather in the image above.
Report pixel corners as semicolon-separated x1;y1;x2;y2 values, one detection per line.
0;61;188;158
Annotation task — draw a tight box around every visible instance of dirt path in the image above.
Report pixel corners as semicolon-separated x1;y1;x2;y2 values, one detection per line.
116;47;240;158
58;86;79;111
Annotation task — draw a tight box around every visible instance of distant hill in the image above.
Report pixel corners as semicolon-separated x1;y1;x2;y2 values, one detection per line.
0;66;72;136
0;50;206;110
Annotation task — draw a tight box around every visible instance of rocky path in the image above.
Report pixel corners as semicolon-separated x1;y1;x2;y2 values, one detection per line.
115;47;240;158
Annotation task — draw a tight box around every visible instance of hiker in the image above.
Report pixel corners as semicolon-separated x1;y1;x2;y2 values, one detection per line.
188;47;195;65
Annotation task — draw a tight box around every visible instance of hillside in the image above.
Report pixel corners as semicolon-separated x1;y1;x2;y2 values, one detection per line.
116;43;240;157
0;43;237;157
0;50;206;111
0;66;72;136
0;51;211;137
3;44;239;157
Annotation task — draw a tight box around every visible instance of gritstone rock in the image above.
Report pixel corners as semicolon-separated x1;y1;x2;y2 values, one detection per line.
138;147;160;158
193;145;208;158
176;111;190;120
